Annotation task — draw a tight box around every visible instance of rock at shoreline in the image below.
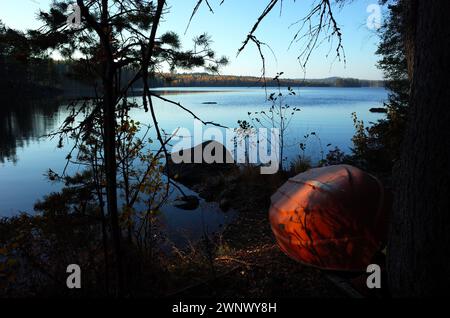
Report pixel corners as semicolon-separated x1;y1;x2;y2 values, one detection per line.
168;140;236;188
173;195;200;210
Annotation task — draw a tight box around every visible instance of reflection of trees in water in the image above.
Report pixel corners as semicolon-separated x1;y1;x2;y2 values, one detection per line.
0;96;60;163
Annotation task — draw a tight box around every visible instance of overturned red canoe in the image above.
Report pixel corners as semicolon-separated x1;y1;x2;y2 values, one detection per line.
269;165;389;271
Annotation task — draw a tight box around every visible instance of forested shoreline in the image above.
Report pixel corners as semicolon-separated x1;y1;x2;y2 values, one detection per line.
148;73;384;88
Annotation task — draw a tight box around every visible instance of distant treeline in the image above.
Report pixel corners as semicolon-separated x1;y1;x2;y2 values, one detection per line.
1;50;383;98
2;20;383;97
149;73;385;88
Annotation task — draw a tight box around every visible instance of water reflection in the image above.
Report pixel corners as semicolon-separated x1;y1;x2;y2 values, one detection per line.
0;96;61;164
0;94;235;246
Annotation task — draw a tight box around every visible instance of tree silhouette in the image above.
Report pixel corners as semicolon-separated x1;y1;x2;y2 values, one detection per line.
32;0;227;295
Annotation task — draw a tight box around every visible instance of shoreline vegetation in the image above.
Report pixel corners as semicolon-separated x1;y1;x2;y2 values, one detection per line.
0;139;385;298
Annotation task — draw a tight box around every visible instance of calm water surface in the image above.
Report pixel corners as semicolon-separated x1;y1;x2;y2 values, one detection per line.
0;87;387;230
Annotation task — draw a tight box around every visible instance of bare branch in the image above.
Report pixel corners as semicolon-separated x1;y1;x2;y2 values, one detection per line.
237;0;279;55
185;0;215;35
149;93;228;128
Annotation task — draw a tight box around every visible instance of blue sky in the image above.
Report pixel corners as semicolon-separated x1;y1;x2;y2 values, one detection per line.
1;0;384;80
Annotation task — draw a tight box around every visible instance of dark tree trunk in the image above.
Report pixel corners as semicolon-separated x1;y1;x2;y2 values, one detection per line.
98;0;124;296
388;0;450;296
103;68;124;296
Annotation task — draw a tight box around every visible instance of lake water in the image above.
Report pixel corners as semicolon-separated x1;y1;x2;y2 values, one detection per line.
0;87;387;227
